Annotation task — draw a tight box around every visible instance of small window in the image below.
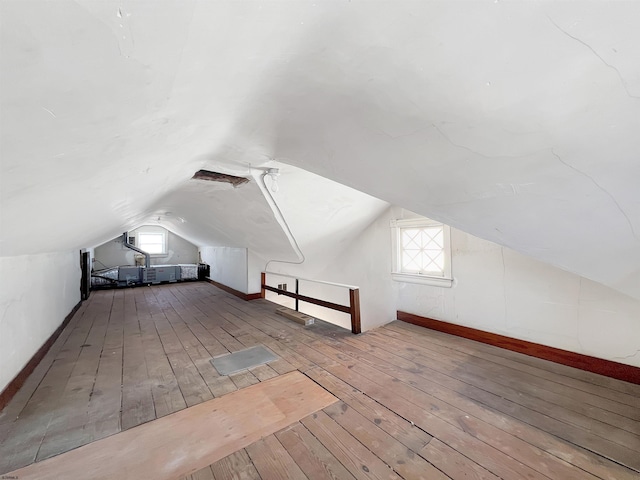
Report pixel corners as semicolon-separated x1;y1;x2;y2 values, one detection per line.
138;232;166;254
391;217;452;287
400;225;445;275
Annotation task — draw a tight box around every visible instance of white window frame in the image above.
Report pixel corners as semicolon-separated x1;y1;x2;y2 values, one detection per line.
391;217;453;287
137;231;167;256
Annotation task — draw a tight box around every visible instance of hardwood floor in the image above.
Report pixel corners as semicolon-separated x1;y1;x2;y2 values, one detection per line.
1;282;638;479
7;372;336;480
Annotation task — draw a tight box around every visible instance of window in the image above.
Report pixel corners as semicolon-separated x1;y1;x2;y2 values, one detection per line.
138;232;166;255
391;217;452;287
400;225;445;274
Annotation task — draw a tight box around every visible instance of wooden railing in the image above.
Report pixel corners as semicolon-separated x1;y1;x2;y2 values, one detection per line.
261;272;361;334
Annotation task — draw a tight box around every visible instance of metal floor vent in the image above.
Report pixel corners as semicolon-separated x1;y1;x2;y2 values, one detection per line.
211;345;278;376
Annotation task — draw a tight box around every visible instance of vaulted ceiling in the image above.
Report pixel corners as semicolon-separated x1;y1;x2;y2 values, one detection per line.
1;1;639;299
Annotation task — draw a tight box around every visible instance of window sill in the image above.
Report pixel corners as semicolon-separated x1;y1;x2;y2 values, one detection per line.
391;272;453;288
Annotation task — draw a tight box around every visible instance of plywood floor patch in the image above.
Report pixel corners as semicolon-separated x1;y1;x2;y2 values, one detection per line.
6;371;336;480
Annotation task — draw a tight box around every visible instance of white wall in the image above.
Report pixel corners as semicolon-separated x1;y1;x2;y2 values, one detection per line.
247;250;265;294
0;251;80;393
264;208;396;332
209;202;640;367
394;215;640;368
262;203;640;365
314;208;395;331
94;226;198;269
4;1;640;308
200;246;249;294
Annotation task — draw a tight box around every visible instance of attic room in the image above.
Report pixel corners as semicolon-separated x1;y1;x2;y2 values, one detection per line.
1;1;639;479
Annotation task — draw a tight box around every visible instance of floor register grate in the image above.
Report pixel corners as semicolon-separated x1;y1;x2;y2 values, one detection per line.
210;345;279;376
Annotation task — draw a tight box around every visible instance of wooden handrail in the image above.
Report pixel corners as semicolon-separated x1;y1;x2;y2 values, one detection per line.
261;272;361;334
261;284;351;313
262;271;359;289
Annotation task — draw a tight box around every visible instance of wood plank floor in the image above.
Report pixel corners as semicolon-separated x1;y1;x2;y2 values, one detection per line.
6;372;336;480
1;282;639;479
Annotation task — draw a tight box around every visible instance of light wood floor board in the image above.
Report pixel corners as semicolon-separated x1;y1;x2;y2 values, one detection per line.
324;400;450;480
208;449;261;480
358;329;640;439
377;325;640;424
245;434;308;480
1;282;638;480
5;371;336;480
275;422;358;480
334;331;640;474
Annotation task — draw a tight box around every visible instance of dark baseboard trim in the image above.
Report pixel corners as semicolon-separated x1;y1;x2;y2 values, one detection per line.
0;300;83;412
397;311;640;385
205;278;262;301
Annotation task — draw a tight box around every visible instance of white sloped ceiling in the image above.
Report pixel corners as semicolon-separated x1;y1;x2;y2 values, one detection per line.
1;1;639;299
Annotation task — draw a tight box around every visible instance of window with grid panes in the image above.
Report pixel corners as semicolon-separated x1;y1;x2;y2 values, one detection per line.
400;225;445;275
391;217;452;287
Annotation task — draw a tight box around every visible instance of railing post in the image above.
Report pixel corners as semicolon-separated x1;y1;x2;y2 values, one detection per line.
349;288;361;334
263;271;361;333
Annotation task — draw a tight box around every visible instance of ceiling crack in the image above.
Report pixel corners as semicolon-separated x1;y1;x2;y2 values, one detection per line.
431;123;494;159
551;148;639;242
431;124;548;160
547;16;640;100
372;125;428;140
41;107;57;118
